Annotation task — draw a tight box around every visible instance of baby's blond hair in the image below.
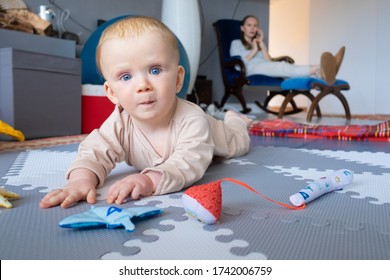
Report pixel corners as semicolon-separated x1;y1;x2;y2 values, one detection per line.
96;16;179;74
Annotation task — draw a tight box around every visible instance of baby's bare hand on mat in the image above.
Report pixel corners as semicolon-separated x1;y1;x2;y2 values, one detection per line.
107;174;154;204
39;180;97;208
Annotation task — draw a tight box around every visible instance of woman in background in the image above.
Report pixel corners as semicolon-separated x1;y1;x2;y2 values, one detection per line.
230;15;339;83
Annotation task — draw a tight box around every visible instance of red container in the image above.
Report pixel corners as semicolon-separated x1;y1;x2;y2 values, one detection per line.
81;85;115;134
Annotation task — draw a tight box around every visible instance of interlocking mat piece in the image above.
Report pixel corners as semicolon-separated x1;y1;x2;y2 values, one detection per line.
0;136;389;260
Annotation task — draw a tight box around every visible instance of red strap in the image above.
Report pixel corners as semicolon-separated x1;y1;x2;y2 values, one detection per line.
221;177;305;210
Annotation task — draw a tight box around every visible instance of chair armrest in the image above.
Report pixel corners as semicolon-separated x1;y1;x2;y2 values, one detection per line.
222;56;247;84
223;56;245;68
272;55;295;64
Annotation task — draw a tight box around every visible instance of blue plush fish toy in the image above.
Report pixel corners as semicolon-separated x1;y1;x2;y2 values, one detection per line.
59;206;163;232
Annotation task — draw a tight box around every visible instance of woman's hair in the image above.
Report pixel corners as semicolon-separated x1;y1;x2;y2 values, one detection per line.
96;16;179;74
240;15;259;50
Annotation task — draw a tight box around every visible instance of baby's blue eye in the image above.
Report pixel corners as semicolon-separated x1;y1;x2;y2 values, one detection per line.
150;67;162;75
120;74;132;81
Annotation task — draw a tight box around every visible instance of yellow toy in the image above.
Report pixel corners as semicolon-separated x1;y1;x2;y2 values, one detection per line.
0;187;20;208
0;120;25;141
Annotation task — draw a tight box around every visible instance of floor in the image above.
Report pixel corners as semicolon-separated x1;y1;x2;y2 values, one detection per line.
1;121;389;260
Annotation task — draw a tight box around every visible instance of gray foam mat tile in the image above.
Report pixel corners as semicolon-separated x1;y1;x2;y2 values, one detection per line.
1;138;389;259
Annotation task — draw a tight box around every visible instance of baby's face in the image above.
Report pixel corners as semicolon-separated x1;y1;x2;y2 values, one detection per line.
100;31;184;125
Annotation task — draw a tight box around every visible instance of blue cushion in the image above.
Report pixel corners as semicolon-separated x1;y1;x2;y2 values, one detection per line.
81;16;128;86
247;74;284;87
281;77;349;91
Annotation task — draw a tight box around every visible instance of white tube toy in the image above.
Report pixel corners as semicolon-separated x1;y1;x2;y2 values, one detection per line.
289;169;353;206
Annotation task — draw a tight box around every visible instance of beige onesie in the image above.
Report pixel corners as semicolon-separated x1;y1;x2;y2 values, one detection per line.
66;98;250;195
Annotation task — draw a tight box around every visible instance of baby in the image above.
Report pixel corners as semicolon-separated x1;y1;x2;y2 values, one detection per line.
40;16;252;209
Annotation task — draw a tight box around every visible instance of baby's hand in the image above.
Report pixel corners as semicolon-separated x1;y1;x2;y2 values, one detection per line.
107;173;154;204
39;179;97;208
39;169;98;208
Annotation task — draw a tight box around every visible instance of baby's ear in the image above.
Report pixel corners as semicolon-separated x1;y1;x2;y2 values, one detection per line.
104;82;119;105
176;65;185;93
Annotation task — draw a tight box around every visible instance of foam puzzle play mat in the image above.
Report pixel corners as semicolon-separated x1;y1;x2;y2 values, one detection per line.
0;135;389;260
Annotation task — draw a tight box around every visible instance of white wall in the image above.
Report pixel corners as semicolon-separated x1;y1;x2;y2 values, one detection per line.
269;0;311;109
270;0;390;115
310;0;375;115
270;0;310;64
374;0;390;114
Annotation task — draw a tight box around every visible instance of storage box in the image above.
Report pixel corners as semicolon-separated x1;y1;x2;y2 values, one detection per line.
0;48;81;139
0;29;76;58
